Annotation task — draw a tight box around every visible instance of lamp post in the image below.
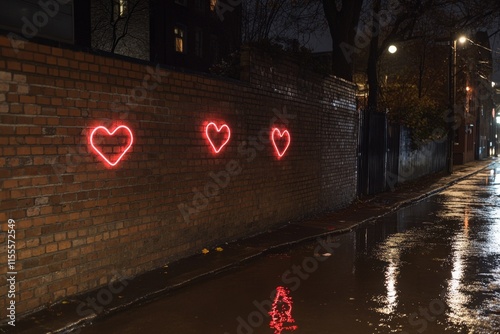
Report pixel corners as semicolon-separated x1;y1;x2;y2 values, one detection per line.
447;38;456;173
447;35;467;174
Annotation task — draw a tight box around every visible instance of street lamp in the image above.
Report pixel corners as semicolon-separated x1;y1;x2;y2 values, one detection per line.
388;45;398;54
447;34;467;174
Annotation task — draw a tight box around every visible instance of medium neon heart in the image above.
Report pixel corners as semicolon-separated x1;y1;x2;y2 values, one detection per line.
90;125;134;166
205;122;231;154
271;128;291;159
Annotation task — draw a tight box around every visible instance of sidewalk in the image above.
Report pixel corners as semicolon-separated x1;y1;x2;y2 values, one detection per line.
7;158;497;334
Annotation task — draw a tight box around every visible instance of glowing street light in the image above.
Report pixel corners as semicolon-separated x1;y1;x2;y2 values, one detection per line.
388;45;398;54
447;34;468;174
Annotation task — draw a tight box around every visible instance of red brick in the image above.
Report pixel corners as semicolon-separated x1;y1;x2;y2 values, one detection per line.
36;96;51;105
1;47;17;58
17;51;34;61
20;95;36;104
3;180;18;188
33;53;46;63
58;58;69;67
45;243;58;253
6;93;19;103
22;64;36;73
36;66;48;75
24;104;41;115
52;47;63;57
58;241;71;250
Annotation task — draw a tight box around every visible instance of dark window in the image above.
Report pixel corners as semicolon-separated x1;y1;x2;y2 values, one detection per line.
210;34;219;62
0;0;74;44
194;28;203;57
194;0;205;13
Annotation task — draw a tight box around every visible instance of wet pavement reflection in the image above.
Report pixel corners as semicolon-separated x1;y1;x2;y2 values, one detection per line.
80;163;500;334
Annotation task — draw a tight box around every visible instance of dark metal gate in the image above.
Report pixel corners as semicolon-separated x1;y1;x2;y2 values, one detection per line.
358;110;389;196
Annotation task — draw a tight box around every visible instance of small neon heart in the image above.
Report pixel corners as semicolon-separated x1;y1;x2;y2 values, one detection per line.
205;122;231;154
271;128;291;159
90;125;134;166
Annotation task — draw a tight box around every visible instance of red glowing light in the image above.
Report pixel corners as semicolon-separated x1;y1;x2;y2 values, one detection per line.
89;125;134;167
269;286;298;334
205;122;231;154
271;128;291;159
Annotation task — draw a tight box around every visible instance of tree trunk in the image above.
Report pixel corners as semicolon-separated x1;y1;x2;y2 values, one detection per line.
322;0;363;81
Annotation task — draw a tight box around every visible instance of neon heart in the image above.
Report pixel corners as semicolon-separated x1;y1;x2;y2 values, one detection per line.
271;128;291;159
205;122;231;154
90;125;134;166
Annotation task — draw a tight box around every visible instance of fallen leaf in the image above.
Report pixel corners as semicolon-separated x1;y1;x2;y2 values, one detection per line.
202;248;209;254
215;247;223;252
314;252;332;257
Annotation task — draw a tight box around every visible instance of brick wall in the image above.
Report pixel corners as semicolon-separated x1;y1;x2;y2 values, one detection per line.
0;36;358;318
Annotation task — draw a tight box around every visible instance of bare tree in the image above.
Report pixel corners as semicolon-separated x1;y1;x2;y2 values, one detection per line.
91;0;149;60
361;0;500;112
242;0;326;48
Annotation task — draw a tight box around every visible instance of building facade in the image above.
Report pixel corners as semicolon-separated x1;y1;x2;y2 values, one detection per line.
0;0;241;72
453;31;496;164
150;0;241;71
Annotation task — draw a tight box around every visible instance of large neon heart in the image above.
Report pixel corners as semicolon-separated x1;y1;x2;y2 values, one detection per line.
205;122;231;154
271;128;291;159
90;125;134;166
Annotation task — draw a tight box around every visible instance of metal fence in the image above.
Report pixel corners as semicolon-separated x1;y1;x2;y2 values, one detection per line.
358;110;448;196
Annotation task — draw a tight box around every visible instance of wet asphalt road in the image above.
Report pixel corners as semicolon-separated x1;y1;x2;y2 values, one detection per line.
79;163;500;334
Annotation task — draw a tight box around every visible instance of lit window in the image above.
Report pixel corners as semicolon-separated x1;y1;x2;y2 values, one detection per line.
174;27;186;53
119;0;127;17
210;0;217;11
114;0;128;19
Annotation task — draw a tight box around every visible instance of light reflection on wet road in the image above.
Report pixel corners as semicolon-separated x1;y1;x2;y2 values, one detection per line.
80;163;500;334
